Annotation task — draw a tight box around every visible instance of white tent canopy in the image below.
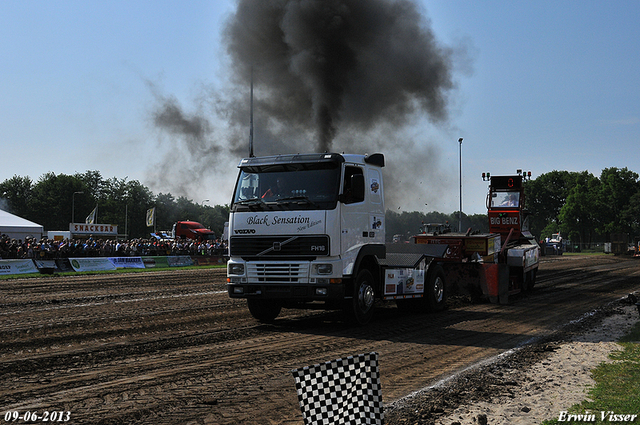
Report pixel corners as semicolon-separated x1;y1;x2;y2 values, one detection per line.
0;209;44;241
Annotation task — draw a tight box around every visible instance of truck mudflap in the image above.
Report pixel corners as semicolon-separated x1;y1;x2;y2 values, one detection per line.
439;261;529;305
481;263;510;304
437;262;501;302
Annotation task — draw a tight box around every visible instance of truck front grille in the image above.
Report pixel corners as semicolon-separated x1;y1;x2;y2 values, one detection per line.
230;235;329;258
247;262;310;283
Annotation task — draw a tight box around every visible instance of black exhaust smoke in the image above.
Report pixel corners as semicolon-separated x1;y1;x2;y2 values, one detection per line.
147;0;467;211
224;0;454;152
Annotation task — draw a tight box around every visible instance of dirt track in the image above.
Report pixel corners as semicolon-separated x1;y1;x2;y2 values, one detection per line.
1;255;639;424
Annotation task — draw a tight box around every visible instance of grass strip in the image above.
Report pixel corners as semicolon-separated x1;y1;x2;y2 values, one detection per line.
542;321;640;424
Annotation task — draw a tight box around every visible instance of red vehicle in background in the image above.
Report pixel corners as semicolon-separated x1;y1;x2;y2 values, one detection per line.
172;221;216;242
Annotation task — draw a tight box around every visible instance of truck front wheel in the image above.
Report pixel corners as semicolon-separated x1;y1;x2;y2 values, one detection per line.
247;299;282;323
347;269;376;325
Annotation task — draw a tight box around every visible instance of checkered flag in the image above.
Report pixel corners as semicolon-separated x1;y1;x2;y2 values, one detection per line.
291;352;383;425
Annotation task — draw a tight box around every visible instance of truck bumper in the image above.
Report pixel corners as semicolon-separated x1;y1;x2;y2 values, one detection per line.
227;282;345;302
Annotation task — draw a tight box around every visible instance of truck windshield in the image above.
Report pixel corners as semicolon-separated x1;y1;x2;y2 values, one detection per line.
492;191;520;208
231;162;340;211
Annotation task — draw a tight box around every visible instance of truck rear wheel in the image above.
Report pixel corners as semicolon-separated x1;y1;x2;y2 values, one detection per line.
347;269;376;325
247;299;282;323
426;265;447;312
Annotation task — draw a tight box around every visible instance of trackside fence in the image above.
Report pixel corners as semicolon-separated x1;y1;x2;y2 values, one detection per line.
0;256;227;276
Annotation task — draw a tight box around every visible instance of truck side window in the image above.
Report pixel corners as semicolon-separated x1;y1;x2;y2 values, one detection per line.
343;166;364;204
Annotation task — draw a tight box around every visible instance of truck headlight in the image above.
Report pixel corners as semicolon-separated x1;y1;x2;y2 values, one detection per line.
315;264;333;275
228;263;245;275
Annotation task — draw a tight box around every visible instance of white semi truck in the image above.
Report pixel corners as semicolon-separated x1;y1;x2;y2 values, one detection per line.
226;152;537;324
226;152;459;324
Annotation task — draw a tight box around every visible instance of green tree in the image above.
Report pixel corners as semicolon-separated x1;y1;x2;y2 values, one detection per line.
558;172;599;247
621;191;640;236
121;180;154;238
596;167;640;235
0;175;33;217
467;213;489;234
153;192;177;232
208;204;230;236
525;170;576;239
75;171;105;199
176;196;201;223
30;173;88;231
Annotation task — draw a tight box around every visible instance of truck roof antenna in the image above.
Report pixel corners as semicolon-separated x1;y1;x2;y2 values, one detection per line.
249;66;254;158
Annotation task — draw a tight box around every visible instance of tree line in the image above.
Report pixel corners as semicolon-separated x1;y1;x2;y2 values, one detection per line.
386;167;640;247
1;167;638;245
525;167;640;247
0;171;230;239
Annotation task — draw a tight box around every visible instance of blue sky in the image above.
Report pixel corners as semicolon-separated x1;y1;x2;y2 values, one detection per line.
1;0;639;215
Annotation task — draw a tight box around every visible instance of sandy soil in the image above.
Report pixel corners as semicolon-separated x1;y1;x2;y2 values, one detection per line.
386;301;640;425
436;304;639;425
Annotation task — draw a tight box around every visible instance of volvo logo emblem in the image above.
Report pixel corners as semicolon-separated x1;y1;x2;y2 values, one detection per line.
257;236;297;256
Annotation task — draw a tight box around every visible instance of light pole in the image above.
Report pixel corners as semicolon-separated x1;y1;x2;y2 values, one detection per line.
458;138;463;233
72;191;83;223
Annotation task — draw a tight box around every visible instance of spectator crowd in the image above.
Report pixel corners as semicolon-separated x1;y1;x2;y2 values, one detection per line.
0;234;227;260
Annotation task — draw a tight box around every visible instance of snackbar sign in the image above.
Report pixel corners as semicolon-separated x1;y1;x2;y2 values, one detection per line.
70;223;118;235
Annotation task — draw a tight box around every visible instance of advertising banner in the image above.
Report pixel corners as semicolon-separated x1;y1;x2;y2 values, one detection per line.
143;256;194;268
108;257;145;269
69;258;117;272
142;256;168;268
0;259;39;275
167;256;194;267
33;259;58;274
191;256;226;266
55;259;75;272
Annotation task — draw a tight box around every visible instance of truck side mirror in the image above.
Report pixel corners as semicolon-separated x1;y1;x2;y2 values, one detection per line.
351;174;365;202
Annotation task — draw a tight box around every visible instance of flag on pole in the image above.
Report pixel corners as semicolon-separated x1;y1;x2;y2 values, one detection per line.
146;207;156;227
291;352;383;425
85;205;97;224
